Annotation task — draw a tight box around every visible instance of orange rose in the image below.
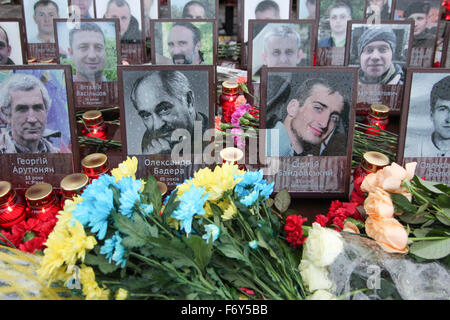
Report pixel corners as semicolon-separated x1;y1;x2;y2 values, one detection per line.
365;216;409;254
234;95;247;108
343;221;360;234
364;187;394;218
236;77;247;85
360;172;380;193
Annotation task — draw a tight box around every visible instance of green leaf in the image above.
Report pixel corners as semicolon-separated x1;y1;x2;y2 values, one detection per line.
345;217;365;230
148;236;196;269
84;253;119;274
390;193;417;214
413;176;445;195
265;198;274;208
398;212;428;225
183;235;212;273
209;202;224;217
144;174;162;215
274;189;290;213
409;238;450;260
112;212;156;249
436;209;450;226
438;195;450;208
217;244;249;264
412;228;432;238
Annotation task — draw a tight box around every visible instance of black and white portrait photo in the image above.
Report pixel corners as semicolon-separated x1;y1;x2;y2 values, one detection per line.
404;72;450;158
0;21;25;66
249;21;313;83
120;67;212;156
365;0;393;22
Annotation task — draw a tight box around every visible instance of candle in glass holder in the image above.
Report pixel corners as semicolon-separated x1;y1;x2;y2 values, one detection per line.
365;104;390;135
81;110;108;140
353;151;390;181
0;181;27;229
220;80;239;123
60;173;89;204
81;153;110;182
220;147;246;170
25;183;61;221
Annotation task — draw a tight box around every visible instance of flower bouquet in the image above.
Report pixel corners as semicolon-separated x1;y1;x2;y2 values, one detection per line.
37;157;306;300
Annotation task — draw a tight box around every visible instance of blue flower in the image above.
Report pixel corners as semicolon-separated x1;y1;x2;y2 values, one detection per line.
256;181;274;200
249;240;259;250
171;185;209;235
117;177;143;218
202;224;220;244
240;190;259;207
141;203;154;216
100;231;127;268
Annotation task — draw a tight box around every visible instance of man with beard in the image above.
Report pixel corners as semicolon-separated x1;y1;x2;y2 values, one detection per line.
0;73;60;154
0;26;14;65
266;77;348;157
130;70;208;155
167;22;205;65
104;0;142;43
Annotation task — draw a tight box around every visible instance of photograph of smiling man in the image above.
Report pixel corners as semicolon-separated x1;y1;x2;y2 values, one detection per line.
346;22;413;114
55;19;120;108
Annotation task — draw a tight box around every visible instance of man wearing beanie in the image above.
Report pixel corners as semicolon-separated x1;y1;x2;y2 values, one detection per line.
357;26;404;85
403;1;435;48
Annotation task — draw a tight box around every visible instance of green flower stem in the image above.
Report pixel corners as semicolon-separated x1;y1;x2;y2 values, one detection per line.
409;236;449;241
139;206;175;240
336;288;369;300
129;293;173;300
241;269;282;300
0;233;16;249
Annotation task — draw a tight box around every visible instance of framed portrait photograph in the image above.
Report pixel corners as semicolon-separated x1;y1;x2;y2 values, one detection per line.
118;65;215;188
259;66;357;197
95;0;146;64
316;0;366;66
393;0;441;67
151;19;217;66
298;0;319;20
0;65;80;188
0;19;27;66
365;0;394;22
69;0;96;19
167;0;218;19
398;68;450;183
247;20;315;99
22;0;69;61
345;21;413;114
54;19;121;109
440;22;450;68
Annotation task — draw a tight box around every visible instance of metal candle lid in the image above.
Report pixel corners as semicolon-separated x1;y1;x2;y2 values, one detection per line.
361;151;390;173
82;110;104;126
220;147;244;163
369;104;390;119
222;80;239;94
25;183;55;208
0;181;14;206
60;173;89;192
82;153;109;177
157;181;168;196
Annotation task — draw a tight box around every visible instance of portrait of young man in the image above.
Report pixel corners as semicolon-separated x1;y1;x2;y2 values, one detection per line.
318;1;352;48
70;0;94;19
169;0;215;19
299;0;317;20
250;23;312;82
99;0;142;44
154;21;214;65
404;74;450;158
265;75;350;157
402;1;436;48
354;25;407;85
26;0;62;44
366;0;391;21
243;0;290;43
0;25;15;65
0;73;63;154
143;0;158;39
126;69;209;156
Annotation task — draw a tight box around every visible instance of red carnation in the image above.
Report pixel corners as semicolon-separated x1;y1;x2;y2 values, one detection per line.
314;214;329;227
284;215;308;248
19;236;46;254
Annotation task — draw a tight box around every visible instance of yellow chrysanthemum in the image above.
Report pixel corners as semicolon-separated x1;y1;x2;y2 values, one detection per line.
115;288;129;300
111;156;138;182
221;199;238;221
79;265;110;300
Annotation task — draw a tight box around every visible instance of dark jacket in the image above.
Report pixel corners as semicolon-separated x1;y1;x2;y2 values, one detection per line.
121;15;142;43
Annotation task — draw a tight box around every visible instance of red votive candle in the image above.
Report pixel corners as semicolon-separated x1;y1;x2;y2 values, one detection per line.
220;80;239;123
353;151;390;181
81;153;110;182
365;104;390;135
0;181;27;229
25;183;61;221
81;110;108;140
60;173;89;204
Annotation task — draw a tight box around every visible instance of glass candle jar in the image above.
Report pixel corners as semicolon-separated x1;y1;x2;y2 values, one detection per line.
365;104;390;135
353;151;390;181
0;181;27;229
220;147;246;170
81;153;110;182
81;110;108;140
25;183;61;221
220;80;239;123
60;173;89;204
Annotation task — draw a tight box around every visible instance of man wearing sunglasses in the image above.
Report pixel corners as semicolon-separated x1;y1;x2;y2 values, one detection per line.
0;26;14;65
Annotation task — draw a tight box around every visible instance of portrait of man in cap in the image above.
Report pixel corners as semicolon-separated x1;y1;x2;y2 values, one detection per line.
402;1;436;48
355;25;406;85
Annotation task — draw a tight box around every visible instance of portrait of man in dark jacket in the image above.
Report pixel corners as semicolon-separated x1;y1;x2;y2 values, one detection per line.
104;0;142;43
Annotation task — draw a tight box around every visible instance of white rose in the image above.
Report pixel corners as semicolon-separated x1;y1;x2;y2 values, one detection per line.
299;260;332;292
307;290;336;300
302;223;343;267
